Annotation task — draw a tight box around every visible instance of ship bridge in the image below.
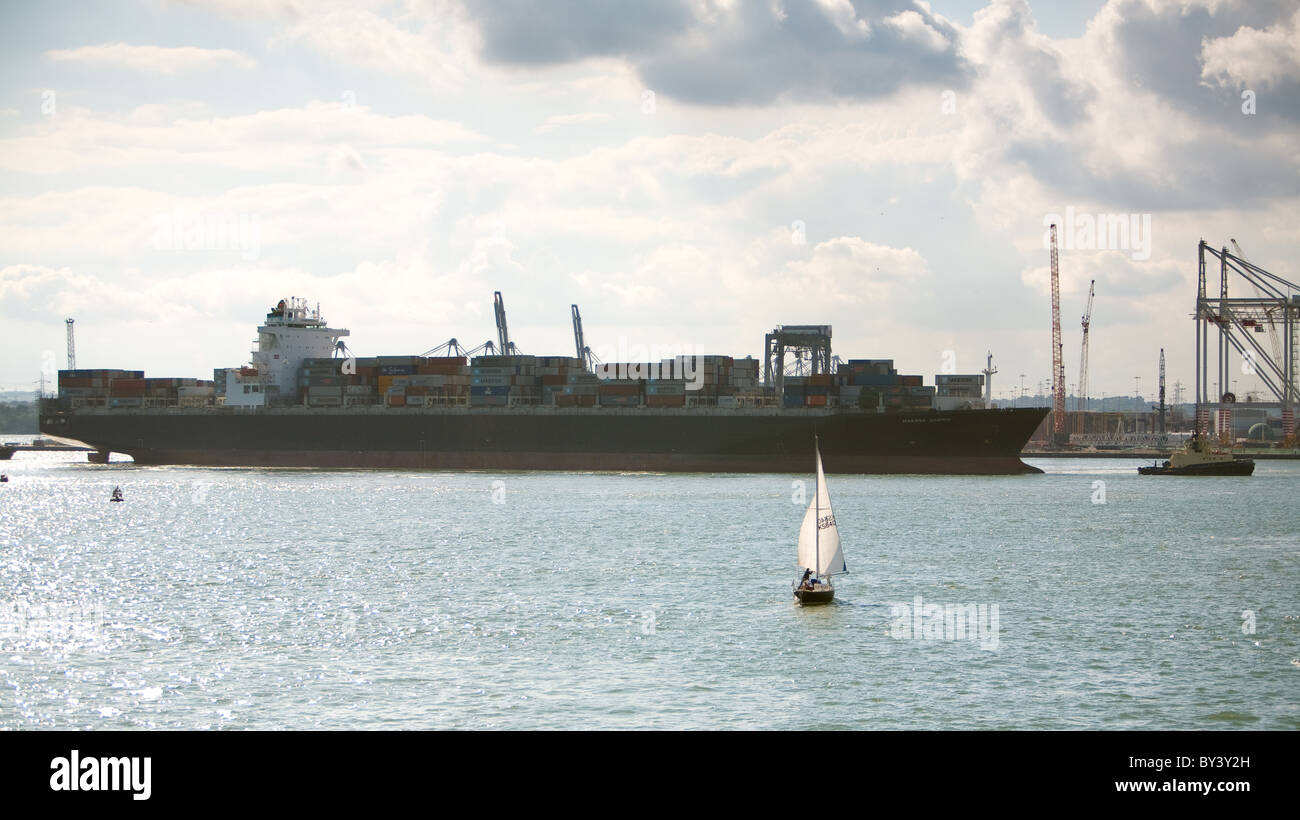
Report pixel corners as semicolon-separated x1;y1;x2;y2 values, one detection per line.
249;297;350;404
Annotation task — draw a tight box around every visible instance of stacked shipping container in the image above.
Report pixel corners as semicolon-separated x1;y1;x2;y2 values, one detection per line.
57;370;218;408
836;360;934;410
59;351;940;413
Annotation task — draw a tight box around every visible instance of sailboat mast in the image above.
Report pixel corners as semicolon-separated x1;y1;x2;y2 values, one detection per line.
814;438;820;579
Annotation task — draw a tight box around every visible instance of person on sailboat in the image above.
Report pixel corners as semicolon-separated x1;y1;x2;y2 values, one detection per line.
799;568;814;590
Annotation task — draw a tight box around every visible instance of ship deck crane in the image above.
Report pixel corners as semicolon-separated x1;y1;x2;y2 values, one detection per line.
1049;224;1066;445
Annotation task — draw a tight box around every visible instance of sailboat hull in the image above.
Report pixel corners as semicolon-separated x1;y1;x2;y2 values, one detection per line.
794;585;834;605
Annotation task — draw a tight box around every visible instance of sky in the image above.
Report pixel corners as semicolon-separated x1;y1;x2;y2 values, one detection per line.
2;0;1297;403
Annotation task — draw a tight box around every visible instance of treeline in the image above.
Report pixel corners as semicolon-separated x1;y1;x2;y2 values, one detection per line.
0;401;38;433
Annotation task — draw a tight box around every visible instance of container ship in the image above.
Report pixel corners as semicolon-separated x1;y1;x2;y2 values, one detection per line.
40;298;1047;474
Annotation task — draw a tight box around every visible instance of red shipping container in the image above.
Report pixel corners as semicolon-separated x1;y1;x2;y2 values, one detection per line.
110;378;146;396
647;395;685;407
806;394;827;407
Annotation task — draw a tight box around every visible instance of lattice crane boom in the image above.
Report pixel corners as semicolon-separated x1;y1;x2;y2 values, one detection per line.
1158;348;1167;435
1049;224;1065;443
1078;280;1095;414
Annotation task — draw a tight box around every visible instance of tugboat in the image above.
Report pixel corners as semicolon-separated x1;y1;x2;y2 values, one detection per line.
1138;434;1254;476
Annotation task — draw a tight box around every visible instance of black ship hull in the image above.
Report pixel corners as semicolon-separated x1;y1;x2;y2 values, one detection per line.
41;405;1048;475
1137;459;1255;476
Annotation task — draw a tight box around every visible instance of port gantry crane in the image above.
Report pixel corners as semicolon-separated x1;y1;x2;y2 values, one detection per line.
423;292;522;359
493;291;520;355
1077;279;1095;432
1195;241;1299;445
763;325;832;394
570;304;600;372
422;338;471;358
1230;239;1285;380
1048;224;1067;445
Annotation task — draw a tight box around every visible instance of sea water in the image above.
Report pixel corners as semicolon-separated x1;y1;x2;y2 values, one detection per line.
1;441;1296;729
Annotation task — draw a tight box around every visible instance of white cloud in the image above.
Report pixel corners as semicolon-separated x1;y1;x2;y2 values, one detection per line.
3;0;1298;400
533;112;611;134
45;43;256;73
279;6;474;89
1200;7;1300;89
884;10;949;51
0;103;484;175
814;0;871;39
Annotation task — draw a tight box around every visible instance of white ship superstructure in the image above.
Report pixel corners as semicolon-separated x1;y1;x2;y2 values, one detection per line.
227;298;349;406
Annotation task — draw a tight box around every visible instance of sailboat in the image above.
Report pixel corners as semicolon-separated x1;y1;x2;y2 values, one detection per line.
794;436;847;605
110;485;124;502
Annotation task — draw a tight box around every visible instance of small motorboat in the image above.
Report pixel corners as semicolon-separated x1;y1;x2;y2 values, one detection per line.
1138;435;1254;476
0;474;8;483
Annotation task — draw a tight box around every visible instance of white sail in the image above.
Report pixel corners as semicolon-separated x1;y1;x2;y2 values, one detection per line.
796;444;847;577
